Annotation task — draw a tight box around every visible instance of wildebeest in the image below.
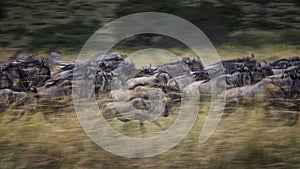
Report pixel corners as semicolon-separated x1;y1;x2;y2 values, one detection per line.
0;89;13;108
182;77;225;97
166;75;195;92
109;89;134;102
0;89;27;111
203;55;258;78
102;98;149;119
225;71;300;101
271;65;299;75
94;51;126;72
224;78;273;100
133;86;165;99
47;52;72;68
192;70;209;81
109;86;163;102
1;54;51;92
35;79;72;98
112;61;139;84
183;80;205;97
18;61;51;89
181;57;204;71
219;54;258;71
126;76;159;90
2;50;300;127
224;72;252;88
270;56;300;69
155;61;190;77
0;68;13;89
134;65;157;77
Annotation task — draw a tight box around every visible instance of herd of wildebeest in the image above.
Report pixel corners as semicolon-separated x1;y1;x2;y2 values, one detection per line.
0;51;299;124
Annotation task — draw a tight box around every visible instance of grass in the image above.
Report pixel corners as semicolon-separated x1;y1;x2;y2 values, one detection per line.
116;44;300;65
216;44;300;61
0;96;299;168
1;43;298;63
0;1;300;167
227;30;300;47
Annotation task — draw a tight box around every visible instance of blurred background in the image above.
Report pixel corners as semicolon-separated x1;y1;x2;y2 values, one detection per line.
0;0;299;169
1;0;300;53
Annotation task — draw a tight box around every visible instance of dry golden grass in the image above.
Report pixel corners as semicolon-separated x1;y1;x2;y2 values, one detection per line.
0;97;299;168
1;44;298;63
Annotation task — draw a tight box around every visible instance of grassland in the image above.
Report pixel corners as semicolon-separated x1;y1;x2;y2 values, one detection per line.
0;96;299;168
0;46;300;169
0;0;300;168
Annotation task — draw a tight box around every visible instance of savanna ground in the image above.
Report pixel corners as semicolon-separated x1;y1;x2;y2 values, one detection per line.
1;0;300;168
0;45;300;169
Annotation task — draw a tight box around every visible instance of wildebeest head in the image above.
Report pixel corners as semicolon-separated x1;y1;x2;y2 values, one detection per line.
157;61;191;77
15;60;51;91
0;69;13;89
289;69;300;97
16;54;42;65
270;57;300;69
48;52;62;66
261;63;274;76
94;51;126;71
112;61;139;82
192;70;209;81
35;78;72;99
0;89;13;108
154;70;170;84
3;64;24;91
97;51;125;61
136;65;157;77
220;55;258;72
182;57;204;72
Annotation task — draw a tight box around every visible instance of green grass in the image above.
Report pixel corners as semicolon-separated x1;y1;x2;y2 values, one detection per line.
227;30;300;47
2;43;298;63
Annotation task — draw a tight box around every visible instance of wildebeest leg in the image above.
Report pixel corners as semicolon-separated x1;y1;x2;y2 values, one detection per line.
163;102;170;117
94;87;100;98
139;122;146;137
94;75;103;98
101;76;106;91
33;96;38;110
162;98;180;117
293;113;299;126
